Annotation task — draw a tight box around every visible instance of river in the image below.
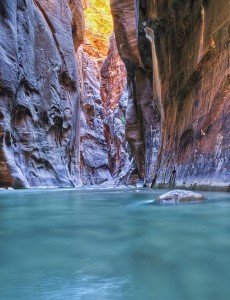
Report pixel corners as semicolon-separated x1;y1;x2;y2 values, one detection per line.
0;188;229;300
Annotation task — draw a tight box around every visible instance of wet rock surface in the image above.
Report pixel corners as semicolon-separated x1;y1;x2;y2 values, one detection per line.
157;190;205;204
110;0;147;182
111;0;230;190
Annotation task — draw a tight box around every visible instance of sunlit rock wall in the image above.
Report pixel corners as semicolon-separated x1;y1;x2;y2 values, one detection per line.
0;0;84;188
111;0;230;190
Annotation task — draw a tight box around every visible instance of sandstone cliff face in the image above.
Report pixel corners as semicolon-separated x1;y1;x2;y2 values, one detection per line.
110;0;161;185
79;33;129;185
0;0;84;188
78;47;112;185
101;35;133;184
110;0;144;178
111;0;230;189
0;0;130;188
1;0;229;190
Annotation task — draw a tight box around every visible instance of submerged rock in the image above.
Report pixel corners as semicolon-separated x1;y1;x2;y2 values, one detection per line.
156;190;205;204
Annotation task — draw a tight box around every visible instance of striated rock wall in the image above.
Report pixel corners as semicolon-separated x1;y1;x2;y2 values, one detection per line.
78;46;112;185
111;0;230;190
1;0;228;190
79;33;130;186
0;0;130;188
0;0;84;188
101;35;133;184
110;0;161;185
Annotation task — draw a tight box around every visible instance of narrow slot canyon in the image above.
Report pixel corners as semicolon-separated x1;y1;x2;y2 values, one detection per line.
0;0;229;190
0;2;230;299
79;0;133;186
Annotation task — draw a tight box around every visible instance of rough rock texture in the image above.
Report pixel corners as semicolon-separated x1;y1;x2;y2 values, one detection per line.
1;0;229;190
0;0;130;188
110;0;161;186
0;0;84;188
101;35;133;184
79;34;130;185
111;0;230;190
156;189;205;204
78;47;112;185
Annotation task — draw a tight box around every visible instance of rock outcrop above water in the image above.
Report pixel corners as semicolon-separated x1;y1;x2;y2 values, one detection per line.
111;0;230;190
0;0;84;188
157;190;205;204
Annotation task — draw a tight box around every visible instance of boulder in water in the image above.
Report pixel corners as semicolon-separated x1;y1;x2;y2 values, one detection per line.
7;187;14;191
156;189;205;204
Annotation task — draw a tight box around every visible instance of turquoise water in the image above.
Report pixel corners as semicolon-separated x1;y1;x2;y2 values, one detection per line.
0;188;229;300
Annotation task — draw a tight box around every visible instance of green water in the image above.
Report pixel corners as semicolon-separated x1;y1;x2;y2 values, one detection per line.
0;188;229;300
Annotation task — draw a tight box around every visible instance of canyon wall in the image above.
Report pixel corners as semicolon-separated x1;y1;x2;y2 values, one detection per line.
0;0;84;188
80;0;130;186
80;34;129;185
101;35;135;185
0;0;229;190
111;0;230;190
0;0;129;188
78;46;112;185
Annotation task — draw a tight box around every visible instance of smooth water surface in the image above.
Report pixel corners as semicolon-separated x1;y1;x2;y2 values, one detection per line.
0;188;229;300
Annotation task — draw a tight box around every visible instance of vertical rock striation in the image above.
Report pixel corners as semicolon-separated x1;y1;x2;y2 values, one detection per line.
0;0;84;188
78;46;112;185
79;32;129;185
1;0;229;190
111;0;230;190
101;35;133;185
110;0;161;186
77;0;131;186
0;0;130;188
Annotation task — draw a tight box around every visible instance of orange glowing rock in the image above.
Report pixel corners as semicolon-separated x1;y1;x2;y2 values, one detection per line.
84;0;113;58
